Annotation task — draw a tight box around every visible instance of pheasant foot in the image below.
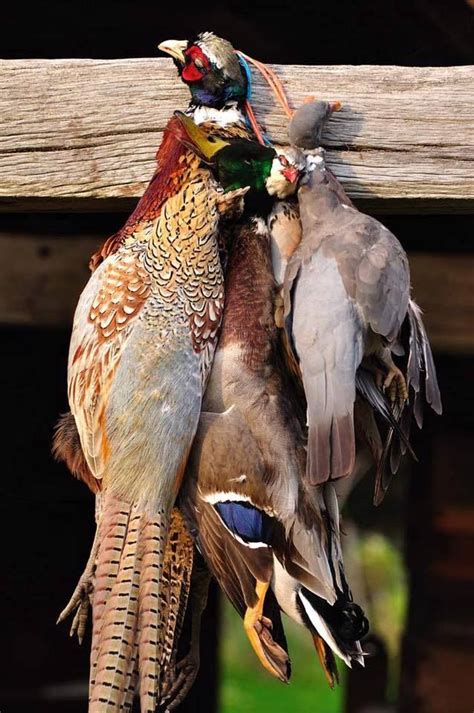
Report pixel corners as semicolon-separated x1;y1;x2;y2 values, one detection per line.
56;529;100;643
162;650;200;712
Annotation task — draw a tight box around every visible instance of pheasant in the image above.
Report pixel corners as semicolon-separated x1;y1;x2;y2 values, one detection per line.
274;99;442;499
54;33;266;712
54;102;248;711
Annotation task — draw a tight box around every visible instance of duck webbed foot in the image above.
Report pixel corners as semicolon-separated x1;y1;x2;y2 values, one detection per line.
244;579;290;683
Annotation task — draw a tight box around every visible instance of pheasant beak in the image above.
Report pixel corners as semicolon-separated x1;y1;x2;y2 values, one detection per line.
282;166;300;184
158;39;187;64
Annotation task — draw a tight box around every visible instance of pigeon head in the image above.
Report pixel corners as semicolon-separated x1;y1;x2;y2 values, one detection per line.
288;99;341;150
159;32;248;108
265;146;306;199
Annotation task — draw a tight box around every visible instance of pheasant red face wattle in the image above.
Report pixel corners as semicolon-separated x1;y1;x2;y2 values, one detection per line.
182;46;210;82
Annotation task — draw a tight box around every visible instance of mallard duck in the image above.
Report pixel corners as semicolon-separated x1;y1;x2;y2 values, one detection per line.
181;214;368;686
172;113;368;686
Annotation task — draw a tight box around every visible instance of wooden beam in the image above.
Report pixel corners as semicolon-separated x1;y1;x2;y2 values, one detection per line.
0;60;473;212
0;227;472;354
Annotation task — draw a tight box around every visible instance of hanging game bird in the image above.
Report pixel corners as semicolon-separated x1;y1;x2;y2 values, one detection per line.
277;100;442;499
54;115;248;713
169;111;368;686
181;216;368;688
53;31;270;712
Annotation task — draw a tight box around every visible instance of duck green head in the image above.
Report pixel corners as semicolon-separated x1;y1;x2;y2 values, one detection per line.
174;111;305;199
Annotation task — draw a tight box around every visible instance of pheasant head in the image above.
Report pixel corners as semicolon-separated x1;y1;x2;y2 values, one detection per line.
159;32;248;108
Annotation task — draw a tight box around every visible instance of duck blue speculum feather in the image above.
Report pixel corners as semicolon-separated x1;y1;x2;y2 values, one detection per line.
215;501;274;545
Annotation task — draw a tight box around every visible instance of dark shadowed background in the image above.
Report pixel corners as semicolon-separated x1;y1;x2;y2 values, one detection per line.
1;2;473;712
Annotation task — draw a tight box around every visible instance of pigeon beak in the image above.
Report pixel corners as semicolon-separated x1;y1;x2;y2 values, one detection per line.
282;166;300;184
158;40;187;64
329;101;342;112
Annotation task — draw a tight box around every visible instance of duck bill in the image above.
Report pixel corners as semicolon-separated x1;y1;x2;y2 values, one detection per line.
158;39;187;64
173;111;230;160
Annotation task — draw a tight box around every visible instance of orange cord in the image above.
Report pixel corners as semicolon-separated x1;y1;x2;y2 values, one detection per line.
237;51;293;119
237;51;294;146
243;99;267;145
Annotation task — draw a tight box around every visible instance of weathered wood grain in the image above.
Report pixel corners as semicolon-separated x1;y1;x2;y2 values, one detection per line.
1;227;472;353
0;59;473;212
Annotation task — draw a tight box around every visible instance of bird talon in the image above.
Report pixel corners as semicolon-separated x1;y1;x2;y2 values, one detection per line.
161;651;200;711
57;573;93;644
383;366;408;406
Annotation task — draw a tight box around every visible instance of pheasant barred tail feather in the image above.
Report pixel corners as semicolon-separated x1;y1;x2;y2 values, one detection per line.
89;497;130;683
137;517;168;712
158;510;194;693
88;496;171;712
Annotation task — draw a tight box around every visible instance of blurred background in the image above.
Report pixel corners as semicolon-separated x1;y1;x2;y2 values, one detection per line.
1;1;473;711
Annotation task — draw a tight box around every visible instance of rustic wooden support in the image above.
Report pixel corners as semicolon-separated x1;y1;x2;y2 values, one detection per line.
0;60;473;212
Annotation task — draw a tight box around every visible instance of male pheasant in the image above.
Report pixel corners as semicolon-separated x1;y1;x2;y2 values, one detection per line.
54;108;247;712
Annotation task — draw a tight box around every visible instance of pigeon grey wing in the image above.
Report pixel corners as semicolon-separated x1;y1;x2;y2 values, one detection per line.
352;217;410;343
290;249;365;484
407;299;442;426
325;167;355;209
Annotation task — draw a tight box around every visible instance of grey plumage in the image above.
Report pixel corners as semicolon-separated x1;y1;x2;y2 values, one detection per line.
279;101;441;489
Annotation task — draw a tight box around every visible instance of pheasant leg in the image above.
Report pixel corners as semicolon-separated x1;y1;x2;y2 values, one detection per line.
56;525;100;644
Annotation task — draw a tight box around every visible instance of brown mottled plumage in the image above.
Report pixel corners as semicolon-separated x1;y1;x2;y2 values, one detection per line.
53;411;100;494
181;218;367;685
55;33;259;705
56;116;247;710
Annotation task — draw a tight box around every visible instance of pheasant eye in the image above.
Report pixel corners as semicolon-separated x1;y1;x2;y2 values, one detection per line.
194;58;205;70
279;155;289;167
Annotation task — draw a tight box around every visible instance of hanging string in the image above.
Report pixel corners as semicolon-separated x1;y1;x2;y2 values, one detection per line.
237;51;294;119
242;99;269;146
